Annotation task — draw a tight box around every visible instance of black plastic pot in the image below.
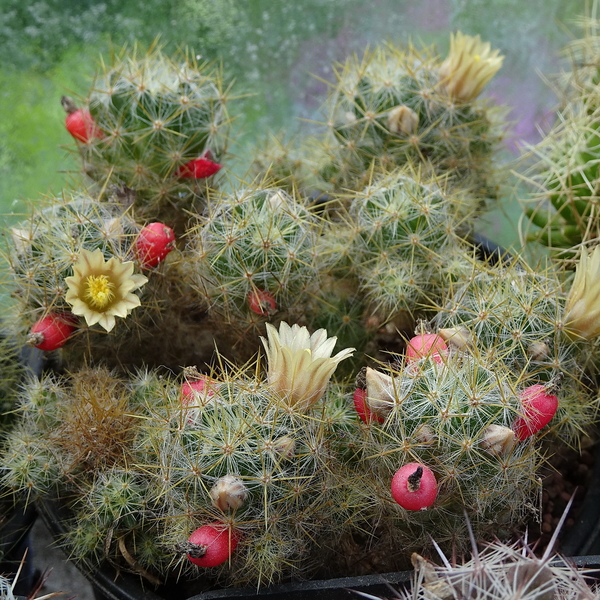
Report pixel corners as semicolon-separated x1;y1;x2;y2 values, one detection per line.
0;501;37;596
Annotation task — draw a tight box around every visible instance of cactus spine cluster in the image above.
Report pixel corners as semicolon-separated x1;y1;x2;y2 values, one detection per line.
399;517;600;600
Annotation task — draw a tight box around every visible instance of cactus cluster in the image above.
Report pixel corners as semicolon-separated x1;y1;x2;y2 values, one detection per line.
396;519;600;600
2;27;600;595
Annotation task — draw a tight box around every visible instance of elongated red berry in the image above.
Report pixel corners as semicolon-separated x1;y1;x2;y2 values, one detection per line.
406;333;448;364
186;523;239;567
513;377;561;441
135;222;176;268
391;462;438;511
61;96;103;143
248;289;276;316
177;149;223;179
353;388;384;424
27;313;77;351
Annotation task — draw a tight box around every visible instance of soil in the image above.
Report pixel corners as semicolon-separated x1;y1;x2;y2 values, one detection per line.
530;437;597;554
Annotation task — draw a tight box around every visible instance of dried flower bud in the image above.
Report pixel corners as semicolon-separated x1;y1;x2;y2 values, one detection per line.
411;553;454;597
527;341;550;361
387;105;419;135
268;190;287;211
272;436;296;460
414;424;436;444
480;424;515;456
438;327;471;350
365;367;396;419
10;228;33;256
209;475;248;511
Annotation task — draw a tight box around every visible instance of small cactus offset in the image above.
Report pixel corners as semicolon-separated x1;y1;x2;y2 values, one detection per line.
4;193;146;344
432;253;600;445
189;186;322;333
343;169;462;322
65;43;233;225
320;34;505;209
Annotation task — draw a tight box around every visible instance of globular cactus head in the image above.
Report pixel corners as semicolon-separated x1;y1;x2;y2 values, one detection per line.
189;186;322;332
68;43;233;224
320;34;505;206
335;169;464;324
356;348;543;550
5;192;143;342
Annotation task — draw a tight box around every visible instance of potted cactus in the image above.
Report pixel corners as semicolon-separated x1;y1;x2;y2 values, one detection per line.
1;25;600;600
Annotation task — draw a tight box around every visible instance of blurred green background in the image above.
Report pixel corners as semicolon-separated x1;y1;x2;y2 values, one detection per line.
0;0;585;248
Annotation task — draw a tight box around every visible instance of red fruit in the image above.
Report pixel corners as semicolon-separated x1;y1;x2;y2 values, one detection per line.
181;377;216;406
62;95;103;143
135;223;176;268
406;333;448;364
248;289;277;316
177;149;223;179
513;381;560;441
186;523;239;567
353;388;384;424
391;462;438;511
27;313;77;351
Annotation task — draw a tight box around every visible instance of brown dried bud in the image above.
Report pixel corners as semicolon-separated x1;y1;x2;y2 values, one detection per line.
414;424;436;444
209;475;248;511
527;341;550;361
272;436;296;460
365;367;396;419
480;425;515;456
438;327;471;350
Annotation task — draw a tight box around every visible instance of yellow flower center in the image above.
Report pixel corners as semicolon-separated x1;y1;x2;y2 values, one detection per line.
84;274;115;309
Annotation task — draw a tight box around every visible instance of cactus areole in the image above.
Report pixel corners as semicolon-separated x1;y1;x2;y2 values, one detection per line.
135;222;176;268
27;313;76;351
391;463;438;510
186;524;239;567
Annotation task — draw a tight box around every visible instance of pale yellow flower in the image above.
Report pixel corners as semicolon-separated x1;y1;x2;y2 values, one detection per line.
439;32;504;102
65;249;148;332
563;246;600;340
261;322;354;411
